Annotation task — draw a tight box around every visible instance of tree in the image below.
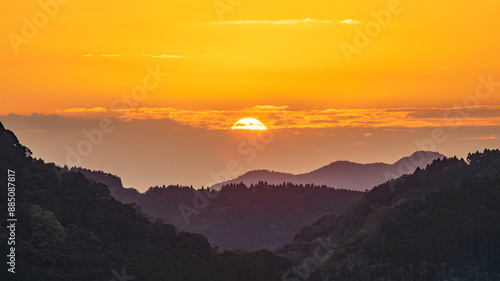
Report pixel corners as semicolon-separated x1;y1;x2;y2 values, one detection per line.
399;266;405;281
422;262;428;281
352;264;362;281
29;204;65;248
332;272;345;281
409;264;413;281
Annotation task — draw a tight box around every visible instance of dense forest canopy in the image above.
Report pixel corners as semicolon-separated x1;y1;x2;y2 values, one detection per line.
72;167;363;250
0;122;291;281
279;149;500;281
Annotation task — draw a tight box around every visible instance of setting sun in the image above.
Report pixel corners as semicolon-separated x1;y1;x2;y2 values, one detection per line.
231;118;267;130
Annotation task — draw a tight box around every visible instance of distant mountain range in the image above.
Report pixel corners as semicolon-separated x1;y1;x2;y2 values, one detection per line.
211;151;445;191
70;167;363;250
2;120;498;281
68;151;443;250
0;122;291;281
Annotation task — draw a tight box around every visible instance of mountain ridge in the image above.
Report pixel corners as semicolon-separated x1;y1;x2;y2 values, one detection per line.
67;152;442;251
276;150;500;281
0;122;292;281
211;151;445;191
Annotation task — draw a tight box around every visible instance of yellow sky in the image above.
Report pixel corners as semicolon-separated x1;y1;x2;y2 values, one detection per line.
1;0;500;117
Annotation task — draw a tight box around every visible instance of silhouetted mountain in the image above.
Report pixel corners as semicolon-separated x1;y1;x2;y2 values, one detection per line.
69;170;363;250
67;152;442;251
142;182;362;250
68;167;141;204
276;149;500;281
211;151;445;191
0;122;291;281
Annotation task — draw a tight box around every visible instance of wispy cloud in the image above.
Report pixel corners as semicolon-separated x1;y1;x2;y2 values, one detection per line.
210;18;360;27
15;130;46;134
83;54;183;58
219;18;332;25
63;107;107;113
56;105;500;130
252;105;289;110
340;19;361;24
457;135;499;140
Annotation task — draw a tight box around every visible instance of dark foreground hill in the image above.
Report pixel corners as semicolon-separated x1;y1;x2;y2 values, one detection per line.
69;167;363;250
210;151;444;191
0;122;291;281
277;149;500;281
142;182;362;250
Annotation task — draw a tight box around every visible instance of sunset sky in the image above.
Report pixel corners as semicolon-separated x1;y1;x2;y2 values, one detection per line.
1;0;500;191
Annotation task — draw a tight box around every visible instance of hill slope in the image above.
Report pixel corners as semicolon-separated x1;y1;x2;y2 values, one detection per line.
211;151;444;191
66;171;363;250
68;167;141;204
0;122;291;281
141;182;363;250
277;150;500;281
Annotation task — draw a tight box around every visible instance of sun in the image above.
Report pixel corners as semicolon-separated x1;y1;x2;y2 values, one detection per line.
231;118;267;130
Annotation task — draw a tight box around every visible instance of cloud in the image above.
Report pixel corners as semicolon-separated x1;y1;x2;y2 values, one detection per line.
55;105;500;130
62;107;107;113
151;54;184;58
407;106;500;119
212;18;334;27
222;18;332;24
308;119;339;124
211;18;361;27
0;113;100;131
15;130;46;134
83;54;183;58
340;19;361;24
250;105;289;110
457;135;499;140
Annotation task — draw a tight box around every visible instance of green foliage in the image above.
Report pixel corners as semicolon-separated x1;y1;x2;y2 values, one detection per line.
29;205;65;248
287;149;500;281
0;123;291;281
332;272;345;281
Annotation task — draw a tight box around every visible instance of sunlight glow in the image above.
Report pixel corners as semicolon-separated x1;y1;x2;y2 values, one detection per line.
231;118;267;130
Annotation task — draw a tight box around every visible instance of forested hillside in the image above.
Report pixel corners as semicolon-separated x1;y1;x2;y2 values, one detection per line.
4;117;497;281
0;123;291;281
147;182;362;250
278;150;500;281
69;169;362;250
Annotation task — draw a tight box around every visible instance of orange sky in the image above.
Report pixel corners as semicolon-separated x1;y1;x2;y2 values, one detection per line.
1;0;500;190
1;0;500;116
